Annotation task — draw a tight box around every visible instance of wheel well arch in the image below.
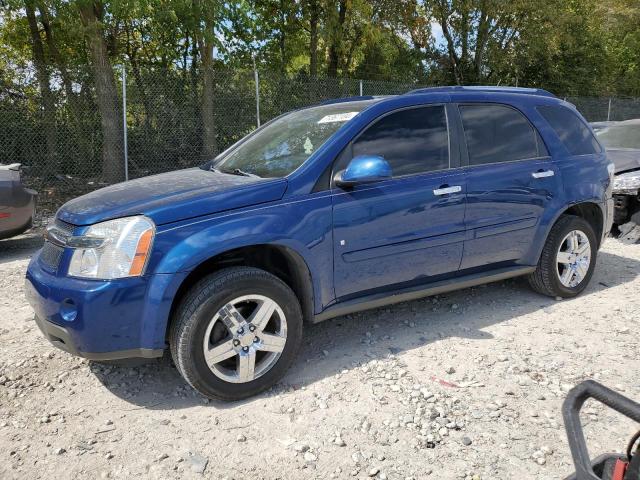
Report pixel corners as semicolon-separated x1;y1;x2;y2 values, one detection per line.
167;244;315;337
562;201;604;247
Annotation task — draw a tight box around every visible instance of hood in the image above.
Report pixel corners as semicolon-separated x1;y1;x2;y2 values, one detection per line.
57;168;288;226
607;148;640;174
0;163;21;171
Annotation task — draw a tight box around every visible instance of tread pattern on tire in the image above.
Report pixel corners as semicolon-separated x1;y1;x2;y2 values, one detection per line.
169;266;302;401
527;214;595;298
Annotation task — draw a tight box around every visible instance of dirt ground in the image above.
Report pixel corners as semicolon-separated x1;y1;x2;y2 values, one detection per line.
0;231;638;480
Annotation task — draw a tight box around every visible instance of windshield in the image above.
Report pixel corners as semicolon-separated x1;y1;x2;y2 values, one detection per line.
211;101;374;178
596;123;640;149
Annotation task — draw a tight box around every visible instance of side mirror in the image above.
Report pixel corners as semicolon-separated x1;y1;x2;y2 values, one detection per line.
335;155;392;188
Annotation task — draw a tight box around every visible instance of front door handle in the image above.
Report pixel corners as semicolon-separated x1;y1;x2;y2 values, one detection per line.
433;185;462;196
532;170;555;179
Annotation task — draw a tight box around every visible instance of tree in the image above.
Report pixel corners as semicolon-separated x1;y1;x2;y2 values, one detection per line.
600;0;640;95
25;0;57;175
429;0;532;85
326;0;347;77
303;0;321;77
192;0;218;157
78;0;124;183
4;0;640;202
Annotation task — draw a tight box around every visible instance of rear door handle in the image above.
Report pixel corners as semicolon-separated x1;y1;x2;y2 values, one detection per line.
433;185;462;195
532;170;555;179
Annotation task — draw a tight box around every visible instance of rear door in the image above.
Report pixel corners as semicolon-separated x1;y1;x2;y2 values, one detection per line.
456;103;560;270
331;104;467;299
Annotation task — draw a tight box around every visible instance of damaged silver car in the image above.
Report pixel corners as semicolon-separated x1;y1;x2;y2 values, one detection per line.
0;163;37;240
594;120;640;243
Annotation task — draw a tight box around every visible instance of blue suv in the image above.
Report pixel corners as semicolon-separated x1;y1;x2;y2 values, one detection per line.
25;87;614;400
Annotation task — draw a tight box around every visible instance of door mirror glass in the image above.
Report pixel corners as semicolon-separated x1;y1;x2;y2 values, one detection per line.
335;155;392;188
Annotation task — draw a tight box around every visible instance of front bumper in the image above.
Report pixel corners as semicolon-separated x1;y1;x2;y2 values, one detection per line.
33;314;162;360
25;250;184;360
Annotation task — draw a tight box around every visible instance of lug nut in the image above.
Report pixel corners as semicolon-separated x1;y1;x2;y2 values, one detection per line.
233;339;240;347
253;336;259;343
249;325;256;332
242;346;249;352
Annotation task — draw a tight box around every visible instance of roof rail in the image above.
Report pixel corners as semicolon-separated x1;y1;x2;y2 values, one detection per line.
319;95;377;106
406;86;556;98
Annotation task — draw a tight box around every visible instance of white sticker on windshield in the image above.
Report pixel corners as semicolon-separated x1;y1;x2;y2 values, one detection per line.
317;112;359;124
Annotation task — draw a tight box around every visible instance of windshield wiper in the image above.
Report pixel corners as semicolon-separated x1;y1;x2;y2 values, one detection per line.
210;165;261;178
229;168;261;178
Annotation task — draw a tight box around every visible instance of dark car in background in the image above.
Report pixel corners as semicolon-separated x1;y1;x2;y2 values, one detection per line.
0;163;37;240
593;120;640;243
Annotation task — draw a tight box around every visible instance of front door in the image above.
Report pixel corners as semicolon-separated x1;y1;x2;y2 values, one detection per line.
331;104;467;299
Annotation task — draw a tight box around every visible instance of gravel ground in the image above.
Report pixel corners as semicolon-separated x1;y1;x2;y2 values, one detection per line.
0;232;638;480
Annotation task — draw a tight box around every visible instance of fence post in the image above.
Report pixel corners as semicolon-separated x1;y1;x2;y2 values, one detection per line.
121;66;129;181
607;97;612;122
252;56;261;128
359;79;363;96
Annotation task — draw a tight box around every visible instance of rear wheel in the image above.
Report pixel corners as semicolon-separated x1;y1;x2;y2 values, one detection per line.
170;267;303;400
528;215;597;298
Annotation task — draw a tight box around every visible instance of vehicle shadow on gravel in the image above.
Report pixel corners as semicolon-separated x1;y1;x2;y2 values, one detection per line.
88;249;640;410
0;232;44;265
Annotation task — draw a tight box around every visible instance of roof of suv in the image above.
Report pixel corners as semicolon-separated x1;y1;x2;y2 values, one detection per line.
406;85;556;98
319;86;559;109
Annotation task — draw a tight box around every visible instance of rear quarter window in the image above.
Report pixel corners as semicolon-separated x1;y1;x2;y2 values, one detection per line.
537;105;601;155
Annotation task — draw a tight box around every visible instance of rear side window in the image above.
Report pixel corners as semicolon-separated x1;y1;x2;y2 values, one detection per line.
459;104;541;166
537;105;601;155
353;105;449;176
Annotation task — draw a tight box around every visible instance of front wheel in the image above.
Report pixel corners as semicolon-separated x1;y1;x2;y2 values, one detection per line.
170;267;303;401
527;215;598;298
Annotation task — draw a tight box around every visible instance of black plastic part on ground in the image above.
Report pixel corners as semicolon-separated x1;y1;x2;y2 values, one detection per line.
563;381;640;480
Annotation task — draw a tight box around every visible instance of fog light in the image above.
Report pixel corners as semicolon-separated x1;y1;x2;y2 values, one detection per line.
59;299;77;322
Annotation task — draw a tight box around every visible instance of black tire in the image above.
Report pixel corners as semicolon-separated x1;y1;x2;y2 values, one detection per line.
527;215;598;298
169;267;303;401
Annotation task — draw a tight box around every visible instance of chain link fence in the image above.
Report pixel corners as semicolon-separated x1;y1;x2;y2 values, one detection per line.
2;64;640;212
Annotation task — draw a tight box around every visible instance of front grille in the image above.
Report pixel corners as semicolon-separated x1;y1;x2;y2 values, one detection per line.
40;242;64;272
39;218;75;272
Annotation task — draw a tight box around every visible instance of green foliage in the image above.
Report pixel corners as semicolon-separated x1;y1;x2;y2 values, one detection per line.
2;0;640;196
2;0;638;98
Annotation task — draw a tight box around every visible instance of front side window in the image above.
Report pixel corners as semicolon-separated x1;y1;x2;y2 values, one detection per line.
352;105;449;177
211;101;375;178
459;104;541;166
537;105;602;155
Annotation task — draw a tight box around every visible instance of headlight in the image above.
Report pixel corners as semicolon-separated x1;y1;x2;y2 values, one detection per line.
612;171;640;195
68;216;155;279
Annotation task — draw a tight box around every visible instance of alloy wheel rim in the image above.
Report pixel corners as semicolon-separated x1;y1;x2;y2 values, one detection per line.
556;229;591;288
202;294;287;383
